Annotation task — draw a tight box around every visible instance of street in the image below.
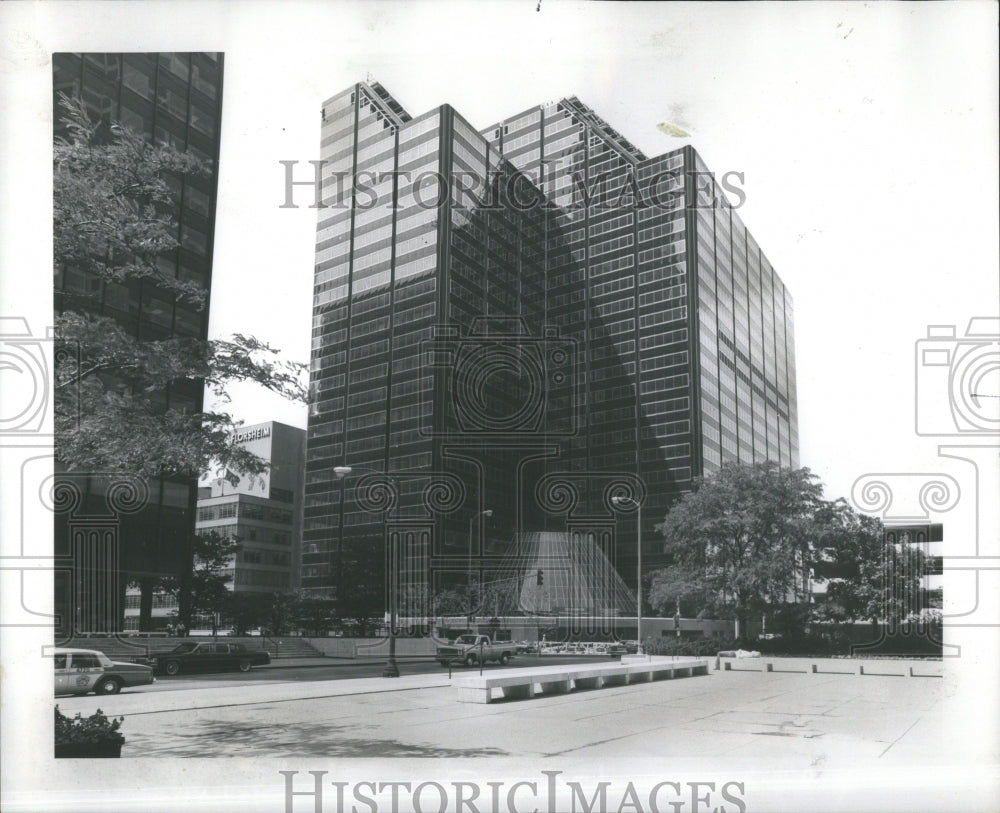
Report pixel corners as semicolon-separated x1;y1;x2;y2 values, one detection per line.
106;654;619;693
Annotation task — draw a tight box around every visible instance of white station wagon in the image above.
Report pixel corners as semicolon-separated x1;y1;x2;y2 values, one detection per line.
54;647;155;696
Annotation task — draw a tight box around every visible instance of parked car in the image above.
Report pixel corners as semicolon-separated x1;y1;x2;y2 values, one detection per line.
436;634;517;667
54;648;155;696
150;641;271;675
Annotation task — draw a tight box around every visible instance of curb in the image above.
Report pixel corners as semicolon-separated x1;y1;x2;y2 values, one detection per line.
259;657;441;670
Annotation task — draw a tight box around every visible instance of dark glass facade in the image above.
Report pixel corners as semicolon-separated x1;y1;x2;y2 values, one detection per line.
305;82;797;616
52;53;224;633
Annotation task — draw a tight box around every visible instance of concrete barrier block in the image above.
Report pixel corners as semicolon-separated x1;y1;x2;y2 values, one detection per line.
458;686;492;704
501;684;535;700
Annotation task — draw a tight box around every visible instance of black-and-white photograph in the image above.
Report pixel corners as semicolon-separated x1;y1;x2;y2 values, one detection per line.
1;2;997;811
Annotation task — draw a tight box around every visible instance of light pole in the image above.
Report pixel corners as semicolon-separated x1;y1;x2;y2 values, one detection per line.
467;509;493;628
612;495;644;656
334;464;400;678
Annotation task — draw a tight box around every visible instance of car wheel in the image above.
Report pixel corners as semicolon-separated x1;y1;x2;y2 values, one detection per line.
464;653;477;667
238;659;252;673
95;677;122;695
499;653;510;665
164;660;181;676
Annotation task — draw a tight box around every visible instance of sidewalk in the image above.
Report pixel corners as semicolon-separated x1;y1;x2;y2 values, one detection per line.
59;671;452;717
55;664;960;768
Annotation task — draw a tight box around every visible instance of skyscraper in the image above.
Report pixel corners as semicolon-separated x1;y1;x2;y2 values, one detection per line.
52;53;225;634
303;81;797;622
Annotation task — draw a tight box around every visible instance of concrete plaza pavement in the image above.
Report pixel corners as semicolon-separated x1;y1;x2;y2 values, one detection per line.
56;662;956;770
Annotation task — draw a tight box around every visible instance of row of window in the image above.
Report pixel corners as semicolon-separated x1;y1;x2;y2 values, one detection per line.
242;548;292;567
196;502;293;525
235;571;291;588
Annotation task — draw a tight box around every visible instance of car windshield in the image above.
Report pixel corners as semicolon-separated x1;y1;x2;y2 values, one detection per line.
169;642;199;654
456;635;479;644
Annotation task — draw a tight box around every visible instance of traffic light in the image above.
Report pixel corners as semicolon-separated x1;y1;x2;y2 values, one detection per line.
536;569;544;586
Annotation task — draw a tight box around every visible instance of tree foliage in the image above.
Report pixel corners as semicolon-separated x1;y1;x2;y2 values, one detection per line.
432;586;474;618
651;462;825;633
159;530;240;628
264;591;299;636
226;591;302;636
293;593;338;637
811;499;925;626
54;96;206;305
651;463;926;637
226;591;272;636
53;94;306;481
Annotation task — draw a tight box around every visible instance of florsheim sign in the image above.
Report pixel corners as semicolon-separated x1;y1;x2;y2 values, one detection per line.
234;425;271;444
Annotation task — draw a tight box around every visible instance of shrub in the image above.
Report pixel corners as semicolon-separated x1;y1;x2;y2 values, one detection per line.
55;706;125;746
644;634;739;656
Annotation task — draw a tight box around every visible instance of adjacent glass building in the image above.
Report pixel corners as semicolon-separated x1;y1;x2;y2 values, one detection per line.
52;53;225;633
304;82;797;621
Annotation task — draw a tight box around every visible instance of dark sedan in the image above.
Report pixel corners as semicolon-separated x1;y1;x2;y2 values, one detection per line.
151;642;271;675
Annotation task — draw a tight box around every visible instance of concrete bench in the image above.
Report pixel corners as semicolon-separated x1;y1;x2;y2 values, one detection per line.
453;657;709;703
717;656;943;678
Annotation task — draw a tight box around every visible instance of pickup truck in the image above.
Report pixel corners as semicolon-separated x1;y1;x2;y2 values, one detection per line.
437;634;518;667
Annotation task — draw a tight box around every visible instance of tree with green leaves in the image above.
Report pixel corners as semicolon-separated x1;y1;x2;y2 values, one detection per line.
159;530;240;632
226;591;271;636
432;586;474;619
293;593;337;637
652;462;825;640
263;591;298;636
54;93;306;482
226;590;299;636
811;499;925;629
54;94;306;631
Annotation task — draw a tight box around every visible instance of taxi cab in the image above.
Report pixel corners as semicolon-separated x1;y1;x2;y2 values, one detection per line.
54;647;155;696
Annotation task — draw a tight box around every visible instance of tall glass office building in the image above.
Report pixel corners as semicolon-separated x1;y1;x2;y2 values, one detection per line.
304;82;797;618
52;53;225;633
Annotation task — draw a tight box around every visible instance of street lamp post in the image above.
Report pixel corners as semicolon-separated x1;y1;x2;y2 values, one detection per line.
334;464;400;678
612;495;643;656
467;509;493;627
